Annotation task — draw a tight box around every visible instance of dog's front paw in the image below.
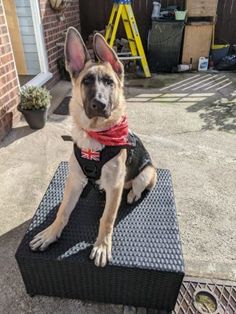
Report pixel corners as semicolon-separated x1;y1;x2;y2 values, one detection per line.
127;188;141;204
90;235;112;267
29;224;61;251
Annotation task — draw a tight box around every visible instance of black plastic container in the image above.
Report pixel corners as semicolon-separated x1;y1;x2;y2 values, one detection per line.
148;20;185;72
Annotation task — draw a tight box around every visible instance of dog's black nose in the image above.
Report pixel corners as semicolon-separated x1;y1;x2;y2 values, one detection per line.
91;98;106;111
86;97;111;119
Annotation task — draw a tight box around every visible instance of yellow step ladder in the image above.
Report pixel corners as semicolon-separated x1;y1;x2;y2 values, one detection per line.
105;0;151;78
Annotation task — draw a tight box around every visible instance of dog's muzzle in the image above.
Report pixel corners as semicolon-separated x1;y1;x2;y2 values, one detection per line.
87;97;111;119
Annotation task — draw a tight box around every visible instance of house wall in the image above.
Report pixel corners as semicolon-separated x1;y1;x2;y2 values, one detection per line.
15;0;40;75
0;1;20;141
0;0;80;141
39;0;81;89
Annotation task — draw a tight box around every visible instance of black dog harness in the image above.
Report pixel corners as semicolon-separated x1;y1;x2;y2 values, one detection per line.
74;132;152;196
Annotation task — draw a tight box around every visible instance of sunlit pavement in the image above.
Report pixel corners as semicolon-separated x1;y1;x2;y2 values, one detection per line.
0;73;235;313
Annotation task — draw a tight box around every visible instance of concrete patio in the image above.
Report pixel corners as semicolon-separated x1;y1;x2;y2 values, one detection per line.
0;72;236;313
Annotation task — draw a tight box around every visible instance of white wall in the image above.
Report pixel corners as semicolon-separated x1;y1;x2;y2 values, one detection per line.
15;0;40;75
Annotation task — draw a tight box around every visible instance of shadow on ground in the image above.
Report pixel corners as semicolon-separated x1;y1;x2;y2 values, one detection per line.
0;125;38;148
186;97;236;132
0;220;122;314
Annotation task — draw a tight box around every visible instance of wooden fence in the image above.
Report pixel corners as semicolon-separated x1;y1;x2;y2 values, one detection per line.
215;0;236;44
79;0;236;46
79;0;184;47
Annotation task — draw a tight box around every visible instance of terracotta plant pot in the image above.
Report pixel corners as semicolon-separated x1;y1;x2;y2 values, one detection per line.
17;105;48;129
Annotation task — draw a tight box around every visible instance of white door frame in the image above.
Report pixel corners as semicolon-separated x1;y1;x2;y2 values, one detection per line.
25;0;52;87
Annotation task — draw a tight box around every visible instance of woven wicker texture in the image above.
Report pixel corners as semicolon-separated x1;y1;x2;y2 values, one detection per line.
16;162;184;310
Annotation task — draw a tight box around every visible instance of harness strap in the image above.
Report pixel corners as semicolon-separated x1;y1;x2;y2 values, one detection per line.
74;144;128;197
73;132;151;197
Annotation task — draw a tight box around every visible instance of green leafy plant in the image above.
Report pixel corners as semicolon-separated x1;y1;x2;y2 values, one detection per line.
19;86;51;110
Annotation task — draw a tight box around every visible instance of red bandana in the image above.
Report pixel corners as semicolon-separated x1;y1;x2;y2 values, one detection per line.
85;116;130;146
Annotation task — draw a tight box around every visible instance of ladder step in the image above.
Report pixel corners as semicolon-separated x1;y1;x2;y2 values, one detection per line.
117;52;132;56
119;56;142;60
105;2;151;77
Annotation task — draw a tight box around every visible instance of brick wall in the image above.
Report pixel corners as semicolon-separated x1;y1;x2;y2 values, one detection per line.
39;0;80;89
0;1;20;141
0;0;80;140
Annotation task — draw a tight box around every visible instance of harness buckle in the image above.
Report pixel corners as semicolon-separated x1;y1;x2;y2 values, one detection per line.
83;165;98;179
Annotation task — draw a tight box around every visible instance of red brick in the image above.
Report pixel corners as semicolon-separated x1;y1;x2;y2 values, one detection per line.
0;15;5;26
39;0;80;88
0;53;13;64
0;1;19;140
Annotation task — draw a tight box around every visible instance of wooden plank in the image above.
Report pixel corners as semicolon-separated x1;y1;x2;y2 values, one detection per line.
186;0;218;17
137;308;147;314
3;0;27;75
162;0;184;8
182;24;213;69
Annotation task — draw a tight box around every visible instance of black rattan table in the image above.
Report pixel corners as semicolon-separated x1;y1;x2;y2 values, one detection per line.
15;162;184;311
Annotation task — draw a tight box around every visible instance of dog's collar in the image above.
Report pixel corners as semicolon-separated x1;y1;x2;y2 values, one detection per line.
83;116;131;146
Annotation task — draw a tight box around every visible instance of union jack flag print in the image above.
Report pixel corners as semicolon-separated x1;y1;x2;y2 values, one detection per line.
81;148;100;161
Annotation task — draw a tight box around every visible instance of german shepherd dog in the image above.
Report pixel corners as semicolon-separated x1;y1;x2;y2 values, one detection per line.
30;27;157;267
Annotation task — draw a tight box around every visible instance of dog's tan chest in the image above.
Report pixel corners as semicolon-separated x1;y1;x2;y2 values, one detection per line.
72;126;104;151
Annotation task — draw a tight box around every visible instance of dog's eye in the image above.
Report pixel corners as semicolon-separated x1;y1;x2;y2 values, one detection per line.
103;78;114;86
82;75;95;85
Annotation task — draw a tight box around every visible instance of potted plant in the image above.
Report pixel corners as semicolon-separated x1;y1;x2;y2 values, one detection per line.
18;86;51;129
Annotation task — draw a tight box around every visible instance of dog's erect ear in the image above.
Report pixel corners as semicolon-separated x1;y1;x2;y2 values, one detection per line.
93;33;124;79
65;27;91;78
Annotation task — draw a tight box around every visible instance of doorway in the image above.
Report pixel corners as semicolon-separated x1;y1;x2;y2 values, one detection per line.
3;0;52;87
